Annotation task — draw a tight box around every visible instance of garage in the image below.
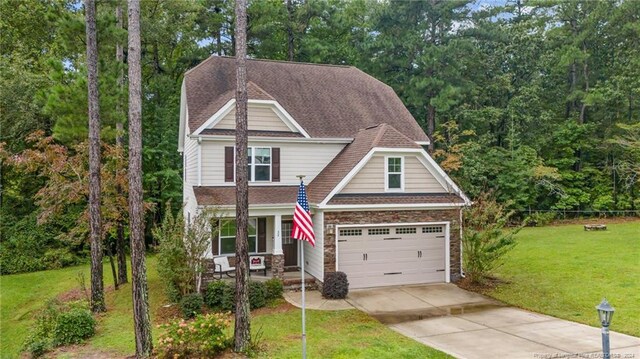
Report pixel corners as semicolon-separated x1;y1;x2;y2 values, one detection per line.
337;223;448;289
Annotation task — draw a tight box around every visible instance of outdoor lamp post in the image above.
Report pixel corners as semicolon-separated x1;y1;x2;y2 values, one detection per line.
596;298;615;359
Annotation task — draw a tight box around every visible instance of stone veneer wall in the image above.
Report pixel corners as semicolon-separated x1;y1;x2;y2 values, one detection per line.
323;209;463;282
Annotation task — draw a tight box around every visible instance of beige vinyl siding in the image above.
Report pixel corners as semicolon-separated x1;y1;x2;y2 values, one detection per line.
304;211;324;281
200;140;345;185
214;105;293;132
184;134;199;185
341;154;447;193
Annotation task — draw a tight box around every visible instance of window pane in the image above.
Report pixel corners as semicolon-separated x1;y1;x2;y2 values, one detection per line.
248;218;257;236
388;157;401;173
249;236;257;253
255;148;271;164
221;220;236;237
247;165;252;181
389;173;401;188
220;237;235;254
254;165;270;181
247;148;253;164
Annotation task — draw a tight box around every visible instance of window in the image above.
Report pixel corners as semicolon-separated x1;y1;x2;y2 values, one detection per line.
395;227;416;234
219;219;258;255
368;228;390;235
339;229;362;236
422;226;443;233
386;157;403;191
248;147;271;182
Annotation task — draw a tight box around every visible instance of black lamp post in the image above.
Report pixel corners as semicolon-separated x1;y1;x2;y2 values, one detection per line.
596;298;615;359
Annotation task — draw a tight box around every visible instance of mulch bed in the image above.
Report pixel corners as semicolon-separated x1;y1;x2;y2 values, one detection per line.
456;276;508;294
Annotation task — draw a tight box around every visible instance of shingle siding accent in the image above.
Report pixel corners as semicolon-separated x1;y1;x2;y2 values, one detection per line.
323;209;462;283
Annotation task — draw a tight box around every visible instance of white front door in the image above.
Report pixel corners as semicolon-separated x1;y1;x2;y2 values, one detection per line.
337;224;447;289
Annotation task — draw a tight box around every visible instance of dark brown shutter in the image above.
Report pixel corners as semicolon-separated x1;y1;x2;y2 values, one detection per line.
224;146;234;182
212;231;219;256
272;147;280;182
258;218;267;253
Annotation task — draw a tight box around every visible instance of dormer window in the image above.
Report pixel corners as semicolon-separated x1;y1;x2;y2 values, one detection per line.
386;156;404;191
248;147;271;181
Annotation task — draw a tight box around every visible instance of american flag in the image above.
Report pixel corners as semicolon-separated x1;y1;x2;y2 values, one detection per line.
292;180;315;247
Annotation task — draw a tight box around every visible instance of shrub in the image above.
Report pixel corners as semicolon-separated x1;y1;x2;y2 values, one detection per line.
179;293;203;319
524;212;556;227
155;313;232;358
25;339;49;358
323;272;349;299
463;192;520;284
204;281;235;312
249;281;267;309
52;308;96;345
264;278;284;301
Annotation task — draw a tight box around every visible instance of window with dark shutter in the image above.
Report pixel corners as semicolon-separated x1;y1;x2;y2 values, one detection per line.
272;148;280;182
224;146;234;182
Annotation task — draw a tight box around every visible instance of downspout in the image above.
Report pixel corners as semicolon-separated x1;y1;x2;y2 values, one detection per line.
459;207;465;278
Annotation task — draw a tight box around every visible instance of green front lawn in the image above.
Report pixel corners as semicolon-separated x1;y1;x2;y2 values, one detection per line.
1;256;449;358
488;221;640;336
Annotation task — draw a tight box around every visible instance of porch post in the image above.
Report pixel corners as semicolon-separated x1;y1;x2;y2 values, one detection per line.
272;214;284;279
274;214;283;255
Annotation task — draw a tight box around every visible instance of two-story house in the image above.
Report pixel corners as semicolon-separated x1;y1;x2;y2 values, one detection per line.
178;56;470;289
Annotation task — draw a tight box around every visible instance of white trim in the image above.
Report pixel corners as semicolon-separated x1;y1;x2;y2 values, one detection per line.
191;135;352;144
192;99;236;135
384;156;404;192
191;99;312;139
318;203;466;211
318;211;324;281
415;141;431;146
334;221;451;284
197;137;202;186
178;80;188;152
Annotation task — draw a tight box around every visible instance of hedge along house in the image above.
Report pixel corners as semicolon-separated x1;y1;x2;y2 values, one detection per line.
178;56;470;289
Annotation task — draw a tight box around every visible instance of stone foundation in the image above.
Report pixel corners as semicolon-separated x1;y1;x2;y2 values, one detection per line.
323;209;463;282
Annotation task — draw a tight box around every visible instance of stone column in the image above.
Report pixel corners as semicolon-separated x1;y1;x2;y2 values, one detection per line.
272;214;284;279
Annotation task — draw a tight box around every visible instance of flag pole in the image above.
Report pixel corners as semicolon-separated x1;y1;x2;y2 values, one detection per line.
296;175;307;359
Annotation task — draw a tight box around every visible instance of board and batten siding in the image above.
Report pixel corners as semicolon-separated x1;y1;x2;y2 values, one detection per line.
341;154;447;193
303;211;324;281
214;105;293;132
200;140;345;185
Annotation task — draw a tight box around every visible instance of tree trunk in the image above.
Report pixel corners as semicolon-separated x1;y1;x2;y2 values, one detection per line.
286;0;295;61
426;103;436;153
234;0;251;352
84;0;106;314
115;1;128;286
579;41;589;125
127;0;153;356
108;240;119;290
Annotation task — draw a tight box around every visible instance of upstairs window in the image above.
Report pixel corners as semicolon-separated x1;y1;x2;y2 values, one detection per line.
386;156;404;191
248;147;271;182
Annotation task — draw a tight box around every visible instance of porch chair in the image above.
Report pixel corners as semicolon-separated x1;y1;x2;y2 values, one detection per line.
213;256;236;279
249;255;267;276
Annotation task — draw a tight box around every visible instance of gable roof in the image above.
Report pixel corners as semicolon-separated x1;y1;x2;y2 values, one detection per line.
184;56;429;142
307;124;420;203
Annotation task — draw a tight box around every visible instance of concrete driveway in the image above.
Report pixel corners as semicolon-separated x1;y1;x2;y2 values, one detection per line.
347;284;640;359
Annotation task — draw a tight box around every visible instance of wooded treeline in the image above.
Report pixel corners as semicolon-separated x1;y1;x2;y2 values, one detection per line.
1;0;638;274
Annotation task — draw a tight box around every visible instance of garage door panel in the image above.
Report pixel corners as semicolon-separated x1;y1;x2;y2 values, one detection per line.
337;224;447;289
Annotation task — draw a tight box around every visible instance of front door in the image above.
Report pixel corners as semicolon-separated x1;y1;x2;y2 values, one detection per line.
282;221;297;267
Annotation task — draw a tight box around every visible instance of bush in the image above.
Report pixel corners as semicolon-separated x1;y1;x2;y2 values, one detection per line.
155;313;232;358
264;278;284;301
463;192;520;284
524;212;556;227
204;281;235;312
323;272;349;299
249;281;267;309
179;293;203;319
52;308;96;345
25;339;49;358
42;248;80;269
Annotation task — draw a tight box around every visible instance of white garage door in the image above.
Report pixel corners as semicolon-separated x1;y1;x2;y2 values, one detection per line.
337;224;447;289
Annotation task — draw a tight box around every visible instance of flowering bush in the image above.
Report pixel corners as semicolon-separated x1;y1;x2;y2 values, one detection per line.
155;313;232;358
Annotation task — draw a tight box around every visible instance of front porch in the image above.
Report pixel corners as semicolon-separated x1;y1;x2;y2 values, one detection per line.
203;212;323;288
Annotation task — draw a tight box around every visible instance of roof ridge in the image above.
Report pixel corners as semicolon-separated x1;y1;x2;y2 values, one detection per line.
186;55;353;75
371;123;389;147
247;81;275;100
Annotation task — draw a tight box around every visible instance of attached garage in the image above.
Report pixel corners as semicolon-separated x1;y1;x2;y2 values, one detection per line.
337;223;449;289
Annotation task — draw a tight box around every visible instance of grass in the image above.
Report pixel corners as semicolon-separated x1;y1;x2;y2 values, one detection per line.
488;221;640;337
1;256;449;358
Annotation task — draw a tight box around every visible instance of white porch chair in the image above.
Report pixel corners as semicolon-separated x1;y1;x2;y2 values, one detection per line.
249;255;267;276
213;256;236;279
